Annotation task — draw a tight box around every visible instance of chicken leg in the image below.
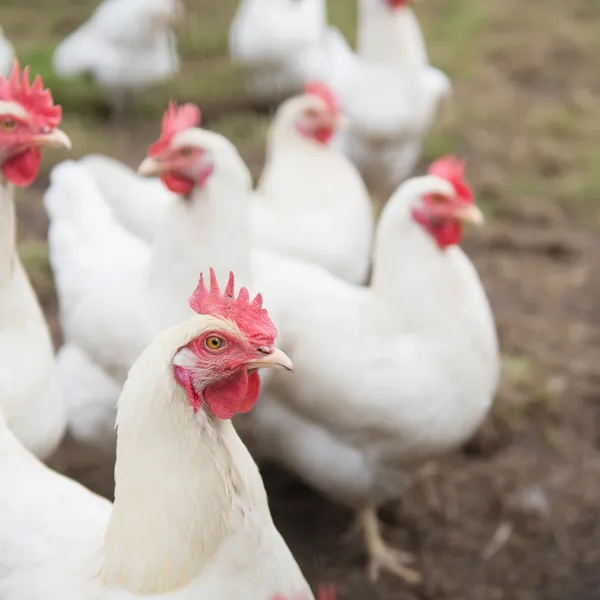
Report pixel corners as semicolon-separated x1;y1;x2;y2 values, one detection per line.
358;507;422;584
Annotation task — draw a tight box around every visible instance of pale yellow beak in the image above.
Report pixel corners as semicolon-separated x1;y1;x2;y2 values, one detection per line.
32;128;72;150
246;347;294;372
455;205;484;226
137;157;164;177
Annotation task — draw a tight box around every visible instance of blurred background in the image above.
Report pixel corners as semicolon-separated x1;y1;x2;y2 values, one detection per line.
4;0;600;598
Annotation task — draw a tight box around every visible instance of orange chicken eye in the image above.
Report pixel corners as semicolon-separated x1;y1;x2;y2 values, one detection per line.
0;119;16;131
205;336;225;350
179;147;193;157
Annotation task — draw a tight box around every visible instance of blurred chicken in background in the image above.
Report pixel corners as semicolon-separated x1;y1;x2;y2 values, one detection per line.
252;82;373;285
328;0;451;196
237;158;498;583
0;26;14;78
229;0;331;105
52;0;183;117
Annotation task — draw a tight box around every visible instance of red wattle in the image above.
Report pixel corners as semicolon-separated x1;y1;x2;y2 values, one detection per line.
412;207;463;249
387;0;409;8
161;173;195;196
204;369;261;420
314;126;334;145
174;366;202;412
2;148;42;187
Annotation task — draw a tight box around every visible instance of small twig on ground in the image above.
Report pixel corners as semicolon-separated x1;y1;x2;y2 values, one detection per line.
481;521;514;560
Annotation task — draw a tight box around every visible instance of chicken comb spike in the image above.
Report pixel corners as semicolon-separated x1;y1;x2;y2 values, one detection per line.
0;60;62;129
304;81;338;114
316;583;337;600
189;268;278;344
148;100;201;157
428;155;474;204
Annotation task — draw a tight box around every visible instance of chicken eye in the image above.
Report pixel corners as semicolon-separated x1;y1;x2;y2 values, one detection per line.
0;119;16;131
430;193;447;203
179;147;193;157
205;336;225;351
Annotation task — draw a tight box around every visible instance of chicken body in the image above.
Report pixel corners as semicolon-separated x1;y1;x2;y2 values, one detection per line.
46;129;253;384
78;153;173;242
0;314;312;600
52;0;181;112
229;0;334;104
327;2;451;195
252;93;373;285
237;173;499;581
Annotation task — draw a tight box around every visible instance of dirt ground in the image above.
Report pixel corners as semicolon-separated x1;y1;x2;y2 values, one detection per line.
8;0;600;598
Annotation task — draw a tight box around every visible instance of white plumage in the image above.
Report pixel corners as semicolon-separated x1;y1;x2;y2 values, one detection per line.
326;0;451;194
0;187;65;461
0;91;71;462
52;0;182;110
237;168;499;581
252;89;374;285
46;114;266;456
0;315;313;600
229;0;333;103
0;26;14;78
46;129;253;383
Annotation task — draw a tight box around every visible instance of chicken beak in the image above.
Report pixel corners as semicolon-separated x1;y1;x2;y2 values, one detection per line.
137;157;165;177
32;129;72;150
455;205;484;226
246;348;294;372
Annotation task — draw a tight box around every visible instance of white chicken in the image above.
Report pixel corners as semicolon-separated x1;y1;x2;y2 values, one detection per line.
46;102;259;455
47;101;253;381
0;62;71;460
237;158;499;582
52;0;182;114
0;272;318;600
326;0;451;195
0;26;15;78
229;0;334;104
252;82;373;285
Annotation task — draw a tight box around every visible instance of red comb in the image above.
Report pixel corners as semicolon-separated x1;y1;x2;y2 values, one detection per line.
304;81;338;114
0;60;62;129
317;584;337;600
269;584;336;600
189;269;277;345
428;156;473;203
149;100;201;157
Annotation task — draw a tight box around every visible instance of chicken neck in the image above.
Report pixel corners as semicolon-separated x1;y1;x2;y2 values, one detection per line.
368;178;481;336
357;0;428;73
99;334;262;595
0;179;16;286
148;175;253;325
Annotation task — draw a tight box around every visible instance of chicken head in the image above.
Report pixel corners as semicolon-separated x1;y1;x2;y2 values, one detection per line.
173;268;292;420
386;0;412;8
0;61;71;187
138;100;211;195
296;82;341;144
411;156;484;249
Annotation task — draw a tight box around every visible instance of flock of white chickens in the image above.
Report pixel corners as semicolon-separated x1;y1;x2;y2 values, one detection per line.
0;0;500;599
